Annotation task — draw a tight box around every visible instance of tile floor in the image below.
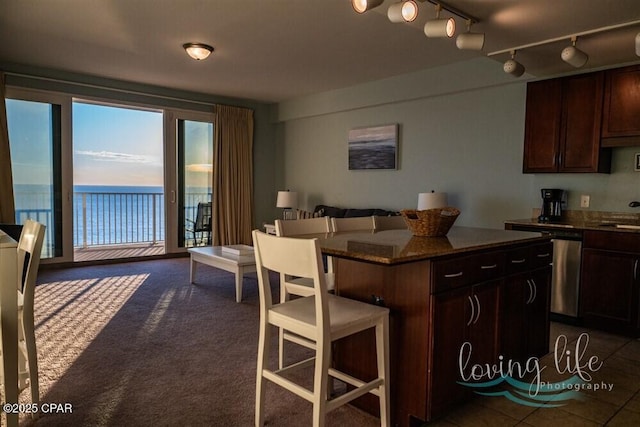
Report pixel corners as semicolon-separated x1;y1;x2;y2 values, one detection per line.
429;322;640;426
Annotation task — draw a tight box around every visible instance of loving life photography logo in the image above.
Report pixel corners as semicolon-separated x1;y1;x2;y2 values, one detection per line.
456;333;613;407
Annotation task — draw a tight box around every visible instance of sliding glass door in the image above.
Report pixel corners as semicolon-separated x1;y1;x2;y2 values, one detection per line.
178;119;214;248
5;91;71;262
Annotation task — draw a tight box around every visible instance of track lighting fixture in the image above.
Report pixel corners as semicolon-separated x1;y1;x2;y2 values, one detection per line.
424;4;456;38
388;1;419;23
456;20;484;51
183;43;213;60
561;36;588;68
636;32;640;57
351;0;384;14
503;50;525;77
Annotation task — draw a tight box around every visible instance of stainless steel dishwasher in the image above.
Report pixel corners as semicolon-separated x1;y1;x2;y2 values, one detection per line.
508;225;583;320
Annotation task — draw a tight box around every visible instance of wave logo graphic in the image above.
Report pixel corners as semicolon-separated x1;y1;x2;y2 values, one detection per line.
457;375;586;407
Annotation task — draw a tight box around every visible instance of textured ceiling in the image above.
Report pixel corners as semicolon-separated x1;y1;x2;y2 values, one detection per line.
1;0;640;103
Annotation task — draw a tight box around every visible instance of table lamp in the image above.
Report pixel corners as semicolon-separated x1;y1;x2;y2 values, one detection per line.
418;191;448;210
276;190;298;220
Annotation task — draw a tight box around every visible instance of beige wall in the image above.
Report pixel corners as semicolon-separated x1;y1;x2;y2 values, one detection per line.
271;58;640;229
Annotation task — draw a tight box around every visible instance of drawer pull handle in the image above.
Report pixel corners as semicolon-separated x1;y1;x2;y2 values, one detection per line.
444;272;463;278
537;253;550;258
480;264;497;270
511;258;526;264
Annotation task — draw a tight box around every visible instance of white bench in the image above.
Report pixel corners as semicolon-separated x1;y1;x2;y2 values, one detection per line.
188;246;257;302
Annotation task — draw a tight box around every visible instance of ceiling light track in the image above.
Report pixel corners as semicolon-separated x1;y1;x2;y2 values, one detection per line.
422;0;478;25
487;19;640;57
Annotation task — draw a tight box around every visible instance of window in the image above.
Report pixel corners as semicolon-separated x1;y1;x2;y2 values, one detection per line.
6;98;63;258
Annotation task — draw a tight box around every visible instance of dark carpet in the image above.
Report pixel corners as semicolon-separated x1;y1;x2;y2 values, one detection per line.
19;257;379;426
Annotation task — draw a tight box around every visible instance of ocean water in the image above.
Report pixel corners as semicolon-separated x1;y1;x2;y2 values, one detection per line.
14;184;209;247
73;185;165;246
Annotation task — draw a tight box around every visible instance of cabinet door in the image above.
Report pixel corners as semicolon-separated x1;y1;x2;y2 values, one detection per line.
468;280;500;367
526;268;551;357
501;273;530;363
523;79;563;173
430;286;469;417
580;249;640;335
602;64;640;139
560;72;610;173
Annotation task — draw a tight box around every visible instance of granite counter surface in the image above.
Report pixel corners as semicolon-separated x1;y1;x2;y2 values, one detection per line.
306;226;550;265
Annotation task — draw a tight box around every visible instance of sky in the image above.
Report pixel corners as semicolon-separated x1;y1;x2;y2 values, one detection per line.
73;102;164;187
7;99;212;189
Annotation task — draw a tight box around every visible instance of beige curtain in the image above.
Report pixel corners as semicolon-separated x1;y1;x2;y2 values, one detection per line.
212;105;254;246
0;72;16;223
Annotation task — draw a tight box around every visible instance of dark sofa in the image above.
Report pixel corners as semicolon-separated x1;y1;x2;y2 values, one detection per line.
313;204;399;218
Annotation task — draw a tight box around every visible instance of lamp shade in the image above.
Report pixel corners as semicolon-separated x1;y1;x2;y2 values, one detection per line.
276;191;298;209
418;192;448;210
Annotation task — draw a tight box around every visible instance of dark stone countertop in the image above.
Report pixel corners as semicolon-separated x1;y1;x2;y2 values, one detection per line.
305;226;550;265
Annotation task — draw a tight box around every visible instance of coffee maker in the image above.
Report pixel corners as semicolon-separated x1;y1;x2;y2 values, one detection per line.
538;189;566;223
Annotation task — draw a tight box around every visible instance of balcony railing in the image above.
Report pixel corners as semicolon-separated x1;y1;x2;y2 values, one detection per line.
15;191;211;257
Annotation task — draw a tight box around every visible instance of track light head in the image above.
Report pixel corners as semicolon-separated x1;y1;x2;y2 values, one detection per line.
503;51;525;77
561;36;588;68
424;4;455;38
456;32;484;50
456;21;484;50
388;1;418;23
351;0;384;14
635;32;640;57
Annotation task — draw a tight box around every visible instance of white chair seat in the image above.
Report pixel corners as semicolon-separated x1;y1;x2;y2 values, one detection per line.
269;294;388;342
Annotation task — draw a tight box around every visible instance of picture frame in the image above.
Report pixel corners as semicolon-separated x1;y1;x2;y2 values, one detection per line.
348;124;398;170
635;153;640;171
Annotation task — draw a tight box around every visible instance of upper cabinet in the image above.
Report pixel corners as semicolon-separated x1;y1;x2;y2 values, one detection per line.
523;72;611;173
602;64;640;147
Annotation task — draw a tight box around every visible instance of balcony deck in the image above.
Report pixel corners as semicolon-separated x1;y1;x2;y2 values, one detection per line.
73;242;165;262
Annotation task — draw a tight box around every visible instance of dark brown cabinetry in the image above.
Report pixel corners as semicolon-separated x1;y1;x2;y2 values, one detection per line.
523;72;611;173
430;278;500;417
333;239;552;426
602;64;640;146
501;243;552;362
580;230;640;337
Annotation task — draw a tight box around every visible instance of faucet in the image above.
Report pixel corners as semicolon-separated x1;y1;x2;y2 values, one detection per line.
630;201;640;208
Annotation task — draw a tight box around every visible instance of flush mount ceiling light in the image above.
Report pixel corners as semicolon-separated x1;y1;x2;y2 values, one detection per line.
424;4;456;38
504;50;525;77
351;0;384;14
388;1;419;23
183;43;213;60
561;36;588;68
456;19;485;50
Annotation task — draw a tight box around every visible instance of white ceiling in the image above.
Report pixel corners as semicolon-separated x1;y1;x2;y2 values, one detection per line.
2;0;640;103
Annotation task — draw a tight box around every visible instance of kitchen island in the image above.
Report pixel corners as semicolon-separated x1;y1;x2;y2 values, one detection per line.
312;227;552;427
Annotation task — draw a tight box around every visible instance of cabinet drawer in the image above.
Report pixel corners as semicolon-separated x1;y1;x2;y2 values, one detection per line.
583;230;640;253
530;242;553;269
432;251;505;293
505;246;530;274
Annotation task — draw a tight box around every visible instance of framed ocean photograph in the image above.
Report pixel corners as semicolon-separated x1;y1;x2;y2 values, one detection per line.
348;124;398;170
